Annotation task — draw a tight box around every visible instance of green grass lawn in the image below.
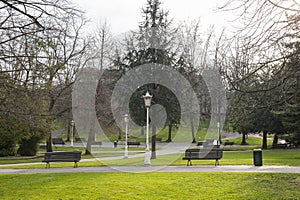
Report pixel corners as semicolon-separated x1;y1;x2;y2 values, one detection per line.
0;172;299;199
225;137;273;146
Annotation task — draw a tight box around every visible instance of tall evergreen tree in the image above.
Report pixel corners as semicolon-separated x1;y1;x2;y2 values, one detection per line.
126;0;179;158
279;42;300;146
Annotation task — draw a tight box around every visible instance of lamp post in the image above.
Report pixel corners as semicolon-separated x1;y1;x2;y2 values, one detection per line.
71;120;75;147
143;91;152;166
124;114;129;158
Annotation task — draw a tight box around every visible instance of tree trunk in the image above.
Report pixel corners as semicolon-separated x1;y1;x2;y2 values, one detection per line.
191;118;196;143
46;133;53;152
241;133;247;145
85;119;95;155
218;128;223;145
151;124;156;159
272;134;278;145
141;126;144;136
118;130;122;141
85;130;93;155
262;131;268;149
166;123;172;142
66;120;70;142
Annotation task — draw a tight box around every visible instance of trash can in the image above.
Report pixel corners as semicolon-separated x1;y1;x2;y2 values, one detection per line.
113;141;118;148
253;149;263;166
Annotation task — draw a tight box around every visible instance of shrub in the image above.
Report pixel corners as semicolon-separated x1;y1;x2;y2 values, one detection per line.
17;134;42;156
0;116;44;157
0;134;16;156
0;117;20;157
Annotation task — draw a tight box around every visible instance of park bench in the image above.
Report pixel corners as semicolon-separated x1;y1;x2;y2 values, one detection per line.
156;138;162;142
42;151;82;168
52;138;65;145
127;141;140;147
182;146;223;166
114;141;140;148
224;141;234;146
272;143;287;149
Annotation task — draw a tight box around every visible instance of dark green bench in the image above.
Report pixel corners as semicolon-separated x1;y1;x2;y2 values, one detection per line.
42;151;81;168
52;138;65;145
183;147;223;166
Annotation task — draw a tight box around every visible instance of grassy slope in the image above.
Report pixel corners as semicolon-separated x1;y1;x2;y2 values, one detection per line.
0;172;299;199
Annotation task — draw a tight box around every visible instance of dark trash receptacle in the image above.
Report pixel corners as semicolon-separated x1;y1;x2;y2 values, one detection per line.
253;149;263;166
114;141;117;148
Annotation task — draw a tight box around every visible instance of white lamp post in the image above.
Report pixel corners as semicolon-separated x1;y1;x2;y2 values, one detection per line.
124;114;129;158
143;91;152;166
71;120;75;147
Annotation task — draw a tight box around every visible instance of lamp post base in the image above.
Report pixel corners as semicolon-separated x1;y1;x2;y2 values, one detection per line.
144;150;151;166
124;151;128;159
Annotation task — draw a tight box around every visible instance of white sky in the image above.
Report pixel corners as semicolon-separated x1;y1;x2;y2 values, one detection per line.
72;0;233;35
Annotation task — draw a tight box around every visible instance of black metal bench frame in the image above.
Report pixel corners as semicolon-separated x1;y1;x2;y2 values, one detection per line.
183;148;223;166
42;151;82;168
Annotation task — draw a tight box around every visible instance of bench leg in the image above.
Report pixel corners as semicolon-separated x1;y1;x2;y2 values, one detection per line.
215;159;220;166
187;160;192;166
46;162;50;168
74;162;78;168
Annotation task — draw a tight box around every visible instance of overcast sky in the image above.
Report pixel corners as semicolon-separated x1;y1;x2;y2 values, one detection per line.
72;0;233;35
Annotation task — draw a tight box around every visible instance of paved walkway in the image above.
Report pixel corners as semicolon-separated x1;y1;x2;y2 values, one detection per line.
0;165;300;174
1;133;297;174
